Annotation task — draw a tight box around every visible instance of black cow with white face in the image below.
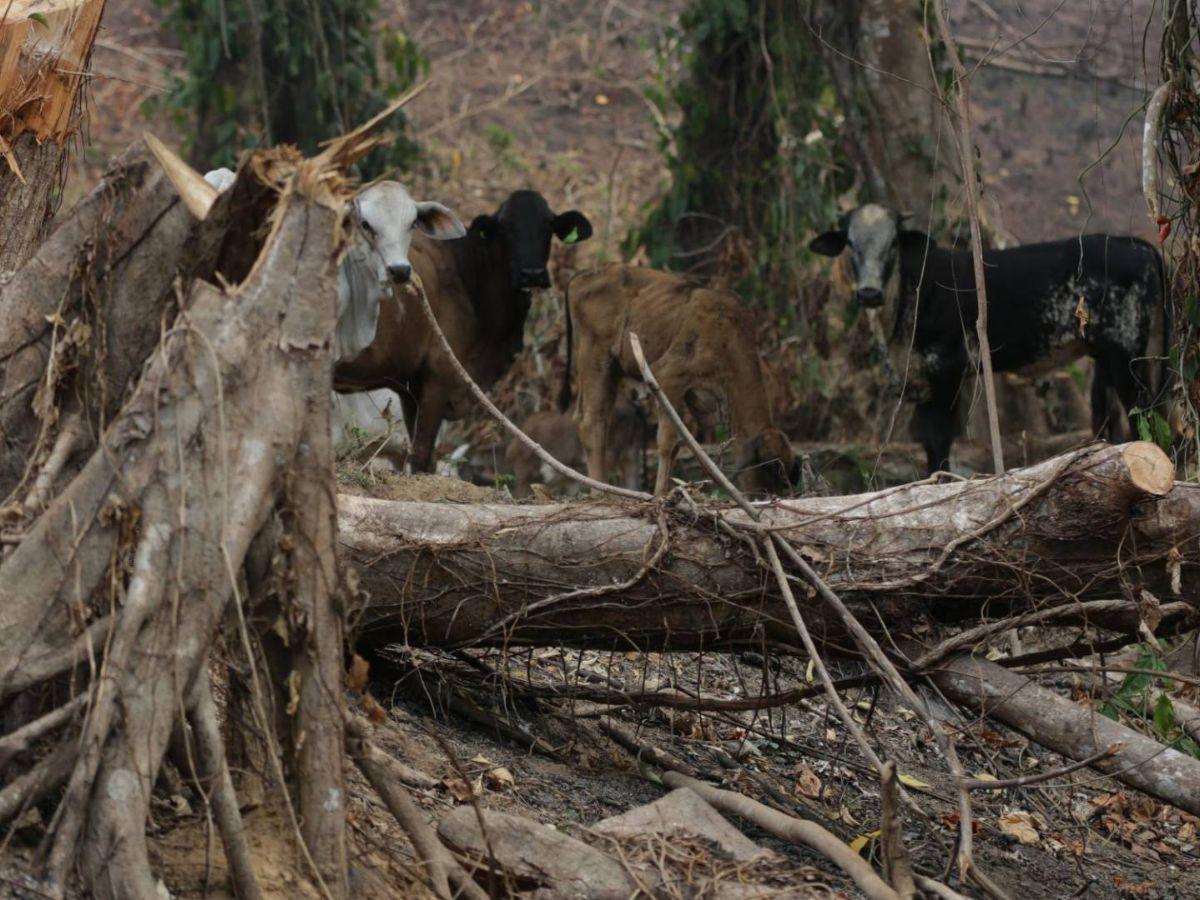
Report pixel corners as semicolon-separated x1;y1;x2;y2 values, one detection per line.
810;204;1166;474
334;189;593;473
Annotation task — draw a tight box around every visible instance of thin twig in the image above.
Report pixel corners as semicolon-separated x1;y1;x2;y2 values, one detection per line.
963;744;1122;791
932;0;1004;476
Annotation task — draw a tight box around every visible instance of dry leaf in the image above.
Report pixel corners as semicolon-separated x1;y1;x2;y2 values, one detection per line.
441;776;480;803
470;754;493;766
897;773;930;789
485;767;515;790
347;654;369;694
362;693;388;724
849;830;880;853
999;811;1040;844
1074;295;1089;337
794;765;822;799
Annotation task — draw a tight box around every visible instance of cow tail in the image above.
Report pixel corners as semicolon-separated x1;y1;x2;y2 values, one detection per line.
558;276;575;413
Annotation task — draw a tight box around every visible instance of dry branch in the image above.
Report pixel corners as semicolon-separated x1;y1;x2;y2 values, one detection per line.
932;654;1200;816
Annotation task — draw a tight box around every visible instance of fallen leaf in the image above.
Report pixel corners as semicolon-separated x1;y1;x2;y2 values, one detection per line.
595;93;610;106
347;654;370;694
839;806;860;826
485;767;515;790
999;810;1040;844
794;765;822;799
441;776;481;803
898;773;930;789
362;693;387;723
849;830;880;854
470;754;493;766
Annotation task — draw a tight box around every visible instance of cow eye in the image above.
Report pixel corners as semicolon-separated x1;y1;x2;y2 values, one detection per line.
362;221;376;237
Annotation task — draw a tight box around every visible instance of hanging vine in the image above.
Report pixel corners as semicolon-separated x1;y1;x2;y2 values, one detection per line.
155;0;426;175
626;0;848;321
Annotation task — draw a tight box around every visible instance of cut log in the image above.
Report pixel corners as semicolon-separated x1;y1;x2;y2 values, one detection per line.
931;654;1200;817
343;442;1200;655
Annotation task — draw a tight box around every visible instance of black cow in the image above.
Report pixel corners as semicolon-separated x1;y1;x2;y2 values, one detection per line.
334;190;593;473
810;204;1167;474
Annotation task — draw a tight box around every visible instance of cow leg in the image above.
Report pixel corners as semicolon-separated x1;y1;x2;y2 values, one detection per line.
407;385;447;474
653;414;681;495
1099;356;1147;444
1090;363;1114;439
576;365;618;485
398;385;419;444
911;376;959;475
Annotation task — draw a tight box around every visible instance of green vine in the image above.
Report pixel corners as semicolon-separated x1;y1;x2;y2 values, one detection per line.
154;0;426;176
626;0;848;319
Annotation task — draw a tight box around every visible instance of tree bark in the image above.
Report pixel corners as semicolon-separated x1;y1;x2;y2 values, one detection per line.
810;0;955;220
0;140;350;897
932;654;1200;817
343;442;1199;656
0;0;106;272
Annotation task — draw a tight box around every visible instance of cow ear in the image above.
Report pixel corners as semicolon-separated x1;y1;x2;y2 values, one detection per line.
469;214;499;240
553;210;593;244
415;201;466;240
808;230;848;257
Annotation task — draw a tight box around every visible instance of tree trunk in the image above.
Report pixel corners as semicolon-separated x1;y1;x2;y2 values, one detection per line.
0;0;106;272
810;0;955;221
0;138;351;897
344;442;1199;656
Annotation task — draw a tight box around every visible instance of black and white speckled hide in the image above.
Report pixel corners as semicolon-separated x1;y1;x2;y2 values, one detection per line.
810;205;1165;474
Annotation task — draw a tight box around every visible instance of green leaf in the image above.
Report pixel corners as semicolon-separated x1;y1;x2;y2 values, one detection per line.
29;12;49;27
563;226;580;244
1154;693;1176;740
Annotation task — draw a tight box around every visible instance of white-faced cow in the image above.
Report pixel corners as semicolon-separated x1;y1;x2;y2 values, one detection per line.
334;190;593;472
204;169;465;466
810;204;1167;474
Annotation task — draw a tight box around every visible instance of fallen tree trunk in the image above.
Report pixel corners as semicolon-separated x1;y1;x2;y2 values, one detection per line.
343;442;1200;654
932;654;1200;817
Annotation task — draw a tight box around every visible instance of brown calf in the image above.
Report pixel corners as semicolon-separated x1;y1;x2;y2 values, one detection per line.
507;401;647;497
561;264;797;495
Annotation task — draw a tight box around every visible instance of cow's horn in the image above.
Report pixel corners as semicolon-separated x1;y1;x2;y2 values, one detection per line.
143;132;218;221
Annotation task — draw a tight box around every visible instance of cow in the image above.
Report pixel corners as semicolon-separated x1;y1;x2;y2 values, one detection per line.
561;264;798;496
809;204;1168;474
506;400;648;497
334;189;593;473
205;168;466;467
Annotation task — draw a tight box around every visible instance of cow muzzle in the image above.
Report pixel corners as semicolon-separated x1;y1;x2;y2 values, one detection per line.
518;268;551;289
856;287;884;308
388;263;413;283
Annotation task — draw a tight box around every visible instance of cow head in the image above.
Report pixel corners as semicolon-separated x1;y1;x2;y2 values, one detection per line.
735;427;799;496
468;190;593;290
350;181;465;286
809;204;927;310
